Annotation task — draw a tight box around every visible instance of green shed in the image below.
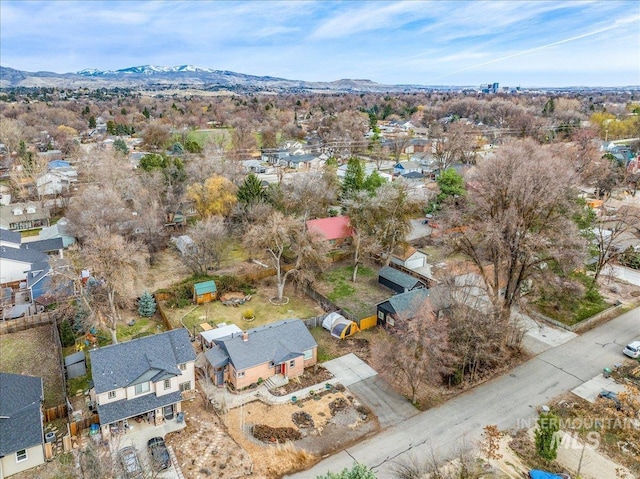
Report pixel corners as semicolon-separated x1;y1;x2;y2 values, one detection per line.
194;280;217;304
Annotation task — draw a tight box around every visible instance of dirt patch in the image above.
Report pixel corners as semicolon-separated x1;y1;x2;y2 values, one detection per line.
0;325;65;408
272;366;334;396
164;399;253;479
223;389;379;478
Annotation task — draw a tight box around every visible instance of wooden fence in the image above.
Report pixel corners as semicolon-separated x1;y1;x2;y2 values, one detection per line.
358;315;378;331
44;404;68;422
303;315;325;329
70;415;100;436
0;311;57;335
156;301;174;331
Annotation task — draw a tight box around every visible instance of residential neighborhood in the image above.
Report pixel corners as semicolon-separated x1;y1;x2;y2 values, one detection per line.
1;9;640;477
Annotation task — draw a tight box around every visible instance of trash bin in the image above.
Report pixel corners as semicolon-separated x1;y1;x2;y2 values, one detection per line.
176;412;185;423
603;367;612;378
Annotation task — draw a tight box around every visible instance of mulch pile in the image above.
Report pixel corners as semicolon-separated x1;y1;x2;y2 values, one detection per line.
328;397;349;415
252;424;302;443
291;411;315;428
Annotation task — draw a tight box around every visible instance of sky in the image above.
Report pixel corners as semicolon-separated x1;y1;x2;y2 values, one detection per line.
1;0;639;88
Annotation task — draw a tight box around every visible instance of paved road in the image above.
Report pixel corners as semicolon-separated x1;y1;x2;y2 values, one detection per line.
603;264;640;286
289;307;639;479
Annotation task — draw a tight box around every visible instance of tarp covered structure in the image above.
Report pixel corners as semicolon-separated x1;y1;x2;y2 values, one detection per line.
322;312;360;339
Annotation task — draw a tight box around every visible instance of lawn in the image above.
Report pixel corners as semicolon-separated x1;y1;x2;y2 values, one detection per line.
116;316;167;342
314;262;390;319
163;285;323;334
0;325;65;408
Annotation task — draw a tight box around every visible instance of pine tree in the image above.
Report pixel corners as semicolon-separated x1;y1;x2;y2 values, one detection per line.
237;173;267;205
59;320;76;347
535;412;560;461
342;157;365;199
138;291;157;317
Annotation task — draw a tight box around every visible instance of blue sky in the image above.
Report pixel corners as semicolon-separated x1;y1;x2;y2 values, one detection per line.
1;1;639;87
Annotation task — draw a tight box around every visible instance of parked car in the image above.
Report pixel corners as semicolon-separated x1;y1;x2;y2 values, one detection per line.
623;340;640;359
117;446;143;478
147;437;171;471
598;390;621;410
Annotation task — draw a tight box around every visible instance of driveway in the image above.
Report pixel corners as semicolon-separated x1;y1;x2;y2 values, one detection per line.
288;306;640;479
324;353;418;429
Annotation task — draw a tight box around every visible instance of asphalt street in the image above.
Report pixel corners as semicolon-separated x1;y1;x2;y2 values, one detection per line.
289;307;639;479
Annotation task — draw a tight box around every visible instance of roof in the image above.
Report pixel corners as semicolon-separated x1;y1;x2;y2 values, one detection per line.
378;289;431;318
89;329;195;394
200;324;242;343
392;244;422;261
21;237;63;253
306;216;353;241
401;171;425;179
0;227;22;245
396;161;420;169
194;280;217;295
378;266;424;290
204;345;230;368
0;244;48;265
48;160;72;169
0;373;44;455
97;390;182;425
215;319;317;371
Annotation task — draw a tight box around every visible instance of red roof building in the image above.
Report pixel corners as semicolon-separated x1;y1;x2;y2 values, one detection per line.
305;216;353;243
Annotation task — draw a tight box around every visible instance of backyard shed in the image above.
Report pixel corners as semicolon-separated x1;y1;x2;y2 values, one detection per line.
376;288;430;330
64;351;87;379
322;312;360;339
378;266;425;294
193;280;217;304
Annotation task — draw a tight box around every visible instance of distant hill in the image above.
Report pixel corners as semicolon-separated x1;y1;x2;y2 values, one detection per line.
0;64;434;93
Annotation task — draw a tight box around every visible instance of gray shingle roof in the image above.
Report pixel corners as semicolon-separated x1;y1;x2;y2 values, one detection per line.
204;345;229;368
0;228;21;245
216;319;316;371
21;237;63;253
0;245;48;265
97;391;182;425
90;329;195;394
0;373;44;456
378;266;424;290
379;289;430;318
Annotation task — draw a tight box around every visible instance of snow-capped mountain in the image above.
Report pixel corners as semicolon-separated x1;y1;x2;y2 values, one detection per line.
0;64;433;93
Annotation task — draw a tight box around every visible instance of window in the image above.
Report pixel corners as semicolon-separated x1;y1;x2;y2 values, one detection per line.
179;381;191;392
303;349;313;360
236;371;245;378
269;361;275;368
387;315;395;326
178;363;186;371
108;391;116;399
134;382;150;395
16;449;27;462
377;311;384;320
289;360;295;368
164;379;171;390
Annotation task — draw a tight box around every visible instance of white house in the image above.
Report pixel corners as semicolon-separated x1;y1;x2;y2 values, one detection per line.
89;329;196;439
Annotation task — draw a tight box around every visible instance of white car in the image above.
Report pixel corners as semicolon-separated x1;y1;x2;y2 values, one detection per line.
623;340;640;359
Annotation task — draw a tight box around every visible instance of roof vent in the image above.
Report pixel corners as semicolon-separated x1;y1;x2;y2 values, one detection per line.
242;331;248;342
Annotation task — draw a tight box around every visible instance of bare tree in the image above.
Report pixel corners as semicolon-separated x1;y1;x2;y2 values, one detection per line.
372;298;454;405
80;229;144;344
244;210;328;302
279;171;340;220
180;216;230;275
343;191;382;282
444;139;586;347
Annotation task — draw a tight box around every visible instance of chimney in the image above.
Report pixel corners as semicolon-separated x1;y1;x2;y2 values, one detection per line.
242;331;248;342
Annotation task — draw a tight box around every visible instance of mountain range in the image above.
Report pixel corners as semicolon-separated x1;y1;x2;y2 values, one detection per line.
0;64;433;93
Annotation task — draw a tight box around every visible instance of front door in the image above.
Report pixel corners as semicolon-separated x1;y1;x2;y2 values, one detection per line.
163;404;174;420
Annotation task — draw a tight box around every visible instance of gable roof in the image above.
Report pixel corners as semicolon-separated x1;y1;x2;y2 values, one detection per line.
21;237;63;253
89;329;195;394
215;319;316;371
395;161;420;170
0;373;44;455
306;216;353;241
378;266;424;290
392;244;421;261
194;280;217;295
378;289;431;318
0;244;49;265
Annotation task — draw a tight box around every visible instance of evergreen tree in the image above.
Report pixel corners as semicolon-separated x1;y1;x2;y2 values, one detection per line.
138;291;157;317
142;107;150;119
342;157;365;199
433;167;466;209
237;173;267;205
88;115;96;128
363;170;385;194
113;138;129;156
535;412;560;461
171;142;184;156
59;320;75;347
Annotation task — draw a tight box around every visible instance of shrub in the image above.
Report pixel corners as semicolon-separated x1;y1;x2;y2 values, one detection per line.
59;320;75;347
